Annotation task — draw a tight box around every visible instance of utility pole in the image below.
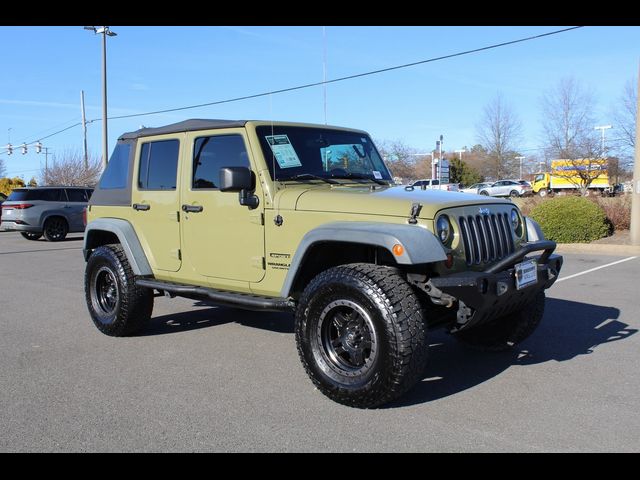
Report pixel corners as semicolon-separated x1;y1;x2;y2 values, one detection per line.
630;69;640;245
81;90;89;170
44;147;50;184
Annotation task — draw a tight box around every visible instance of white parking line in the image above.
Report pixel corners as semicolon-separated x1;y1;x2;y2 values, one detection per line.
556;256;638;283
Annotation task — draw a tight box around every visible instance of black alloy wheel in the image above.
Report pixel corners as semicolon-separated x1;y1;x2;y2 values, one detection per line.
85;244;153;337
318;299;378;377
43;217;68;242
295;263;428;408
94;266;119;317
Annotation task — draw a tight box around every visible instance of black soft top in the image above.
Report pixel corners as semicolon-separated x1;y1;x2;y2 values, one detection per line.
119;119;248;140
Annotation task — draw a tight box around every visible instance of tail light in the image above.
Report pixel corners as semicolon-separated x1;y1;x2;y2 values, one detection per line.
2;203;33;209
82;207;87;227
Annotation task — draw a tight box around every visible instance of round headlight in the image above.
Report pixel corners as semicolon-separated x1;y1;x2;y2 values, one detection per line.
436;215;452;244
510;209;521;230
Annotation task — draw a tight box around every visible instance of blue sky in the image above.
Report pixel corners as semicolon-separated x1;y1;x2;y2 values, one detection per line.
0;25;638;179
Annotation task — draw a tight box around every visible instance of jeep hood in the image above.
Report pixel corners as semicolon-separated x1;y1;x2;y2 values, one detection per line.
283;185;511;219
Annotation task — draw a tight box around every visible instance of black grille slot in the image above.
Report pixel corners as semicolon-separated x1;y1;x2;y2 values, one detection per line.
459;212;515;266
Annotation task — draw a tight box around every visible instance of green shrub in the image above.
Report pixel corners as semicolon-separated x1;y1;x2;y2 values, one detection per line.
530;196;609;243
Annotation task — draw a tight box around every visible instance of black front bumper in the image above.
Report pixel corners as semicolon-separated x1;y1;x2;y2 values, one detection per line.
429;240;563;332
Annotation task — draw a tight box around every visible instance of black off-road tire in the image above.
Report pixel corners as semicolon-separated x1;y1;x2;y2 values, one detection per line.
42;216;68;242
85;244;154;337
295;263;428;408
454;291;546;352
21;232;42;241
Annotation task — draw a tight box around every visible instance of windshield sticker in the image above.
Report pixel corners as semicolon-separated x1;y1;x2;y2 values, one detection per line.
361;137;368;143
372;170;383;179
265;135;302;169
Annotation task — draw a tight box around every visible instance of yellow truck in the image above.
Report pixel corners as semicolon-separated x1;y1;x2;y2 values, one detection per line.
532;159;611;197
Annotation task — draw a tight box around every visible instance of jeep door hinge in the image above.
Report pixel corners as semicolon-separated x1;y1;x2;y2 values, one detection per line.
249;212;264;225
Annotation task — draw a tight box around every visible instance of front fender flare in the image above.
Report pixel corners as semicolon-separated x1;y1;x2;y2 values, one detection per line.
280;221;446;297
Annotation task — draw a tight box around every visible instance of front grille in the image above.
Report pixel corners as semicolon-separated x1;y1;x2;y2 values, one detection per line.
458;213;515;265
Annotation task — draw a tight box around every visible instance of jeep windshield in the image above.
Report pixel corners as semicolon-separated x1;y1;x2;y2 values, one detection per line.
256;126;392;184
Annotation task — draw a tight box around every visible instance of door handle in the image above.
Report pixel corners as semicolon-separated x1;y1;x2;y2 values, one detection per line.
133;203;151;211
181;204;204;213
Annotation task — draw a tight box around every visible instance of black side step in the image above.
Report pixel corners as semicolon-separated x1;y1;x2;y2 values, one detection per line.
136;278;295;312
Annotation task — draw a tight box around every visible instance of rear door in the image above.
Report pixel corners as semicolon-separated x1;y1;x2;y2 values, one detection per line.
64;188;89;231
130;135;182;272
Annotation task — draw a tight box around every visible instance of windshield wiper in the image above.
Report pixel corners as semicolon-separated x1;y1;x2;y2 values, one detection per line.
331;172;389;185
278;173;339;184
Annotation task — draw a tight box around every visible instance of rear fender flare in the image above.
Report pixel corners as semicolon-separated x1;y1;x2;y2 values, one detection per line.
83;218;152;276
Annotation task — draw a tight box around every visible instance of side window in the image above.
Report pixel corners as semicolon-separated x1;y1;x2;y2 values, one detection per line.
138;140;180;190
39;189;65;202
85;189;94;199
432;179;439;186
66;189;88;202
192;135;249;189
99;142;131;189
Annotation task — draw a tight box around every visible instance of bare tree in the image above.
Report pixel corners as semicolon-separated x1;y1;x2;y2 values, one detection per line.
611;76;637;155
476;93;523;180
375;139;424;182
540;77;605;195
40;149;103;186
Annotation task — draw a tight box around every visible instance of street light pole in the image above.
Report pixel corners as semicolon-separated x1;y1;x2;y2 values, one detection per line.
594;125;612;155
85;26;117;170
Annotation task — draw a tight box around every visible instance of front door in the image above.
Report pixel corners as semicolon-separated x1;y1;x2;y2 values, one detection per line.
181;130;265;283
130;135;182;272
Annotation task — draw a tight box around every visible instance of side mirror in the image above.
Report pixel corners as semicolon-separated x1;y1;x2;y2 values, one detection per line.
219;167;259;209
219;167;253;192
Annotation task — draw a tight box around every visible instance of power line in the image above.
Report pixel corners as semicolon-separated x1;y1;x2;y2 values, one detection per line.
99;26;584;122
4;26;585;150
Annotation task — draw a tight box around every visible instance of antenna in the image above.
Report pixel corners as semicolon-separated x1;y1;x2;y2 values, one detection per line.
270;93;276;183
322;26;328;125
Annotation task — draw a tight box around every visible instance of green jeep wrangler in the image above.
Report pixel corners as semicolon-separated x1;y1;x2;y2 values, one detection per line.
83;119;563;408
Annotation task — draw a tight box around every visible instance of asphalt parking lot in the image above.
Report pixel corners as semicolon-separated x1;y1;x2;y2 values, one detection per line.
0;231;638;452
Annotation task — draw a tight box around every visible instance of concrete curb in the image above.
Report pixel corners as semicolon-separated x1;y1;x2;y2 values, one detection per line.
555;242;640;256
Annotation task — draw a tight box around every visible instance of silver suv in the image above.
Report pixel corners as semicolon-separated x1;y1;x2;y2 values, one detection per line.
0;186;93;241
478;180;532;198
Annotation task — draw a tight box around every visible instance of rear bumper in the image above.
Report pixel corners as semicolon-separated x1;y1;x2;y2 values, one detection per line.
429;240;563;332
0;221;41;233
